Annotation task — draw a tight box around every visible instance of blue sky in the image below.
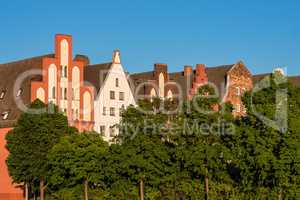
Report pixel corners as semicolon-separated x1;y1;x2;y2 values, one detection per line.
0;0;299;75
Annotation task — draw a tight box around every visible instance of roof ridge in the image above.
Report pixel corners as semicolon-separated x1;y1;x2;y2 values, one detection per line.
0;54;54;66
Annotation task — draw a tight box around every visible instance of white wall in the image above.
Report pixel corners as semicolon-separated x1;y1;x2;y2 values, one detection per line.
94;63;136;142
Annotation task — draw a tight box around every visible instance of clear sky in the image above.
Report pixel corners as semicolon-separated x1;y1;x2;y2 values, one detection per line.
0;0;299;75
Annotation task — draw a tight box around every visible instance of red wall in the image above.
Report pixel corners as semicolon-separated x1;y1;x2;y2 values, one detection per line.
0;128;24;200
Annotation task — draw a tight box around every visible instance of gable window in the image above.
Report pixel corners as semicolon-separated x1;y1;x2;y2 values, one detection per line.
110;107;115;116
0;90;6;100
110;91;115;100
2;111;9;120
116;78;119;87
119;92;124;101
103;107;106;115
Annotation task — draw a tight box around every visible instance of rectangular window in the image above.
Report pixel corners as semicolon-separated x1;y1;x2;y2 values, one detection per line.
110;91;115;100
64;88;67;100
109;126;115;137
100;126;105;136
119;92;124;101
234;104;241;112
64;66;68;78
236;87;241;96
116;78;119;87
110;107;115;116
103;107;106;115
52;87;56;99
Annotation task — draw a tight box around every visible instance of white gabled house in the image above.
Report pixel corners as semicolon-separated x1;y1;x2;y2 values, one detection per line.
84;50;136;141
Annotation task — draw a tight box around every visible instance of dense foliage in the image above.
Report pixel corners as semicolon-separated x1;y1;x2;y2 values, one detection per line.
6;74;300;199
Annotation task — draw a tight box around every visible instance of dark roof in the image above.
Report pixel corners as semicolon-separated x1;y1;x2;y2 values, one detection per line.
0;54;53;128
130;64;235;100
206;65;234;98
84;62;113;93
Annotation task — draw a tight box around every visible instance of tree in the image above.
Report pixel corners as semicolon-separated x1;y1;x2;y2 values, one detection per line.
231;74;300;199
6;99;70;200
48;131;109;200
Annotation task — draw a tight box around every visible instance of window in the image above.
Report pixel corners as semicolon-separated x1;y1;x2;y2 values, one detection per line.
64;66;68;78
2;111;9;120
75;109;79;119
119;92;124;101
64;88;67;100
100;126;105;136
110;107;115;116
110;91;115;100
236;87;241;96
16;89;22;97
116;78;119;87
103;107;106;115
120;104;125;116
0;90;6;100
61;66;67;77
234;104;241;113
52;87;56;99
109;126;115;137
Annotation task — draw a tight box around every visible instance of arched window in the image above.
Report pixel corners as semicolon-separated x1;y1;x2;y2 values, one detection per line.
36;87;45;102
158;73;165;98
150;88;156;102
48;64;57;101
60;39;69;66
72;66;80;101
83;91;91;121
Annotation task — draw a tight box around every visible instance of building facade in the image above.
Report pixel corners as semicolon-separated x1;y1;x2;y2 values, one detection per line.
130;61;253;116
84;50;136;141
0;34;95;199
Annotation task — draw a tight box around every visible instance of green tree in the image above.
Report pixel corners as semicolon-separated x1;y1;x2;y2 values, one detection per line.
231;74;300;199
48;131;109;200
6;99;70;200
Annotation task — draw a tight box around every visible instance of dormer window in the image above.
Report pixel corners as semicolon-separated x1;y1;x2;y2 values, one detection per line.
2;111;9;120
16;89;23;97
0;90;6;100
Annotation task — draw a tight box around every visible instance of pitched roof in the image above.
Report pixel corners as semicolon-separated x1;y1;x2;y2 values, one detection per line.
0;54;53;128
84;62;113;93
206;64;234;99
130;64;235;100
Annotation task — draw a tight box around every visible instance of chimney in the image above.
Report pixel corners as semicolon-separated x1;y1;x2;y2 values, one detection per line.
196;64;206;75
112;49;121;64
154;63;168;73
184;65;193;76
